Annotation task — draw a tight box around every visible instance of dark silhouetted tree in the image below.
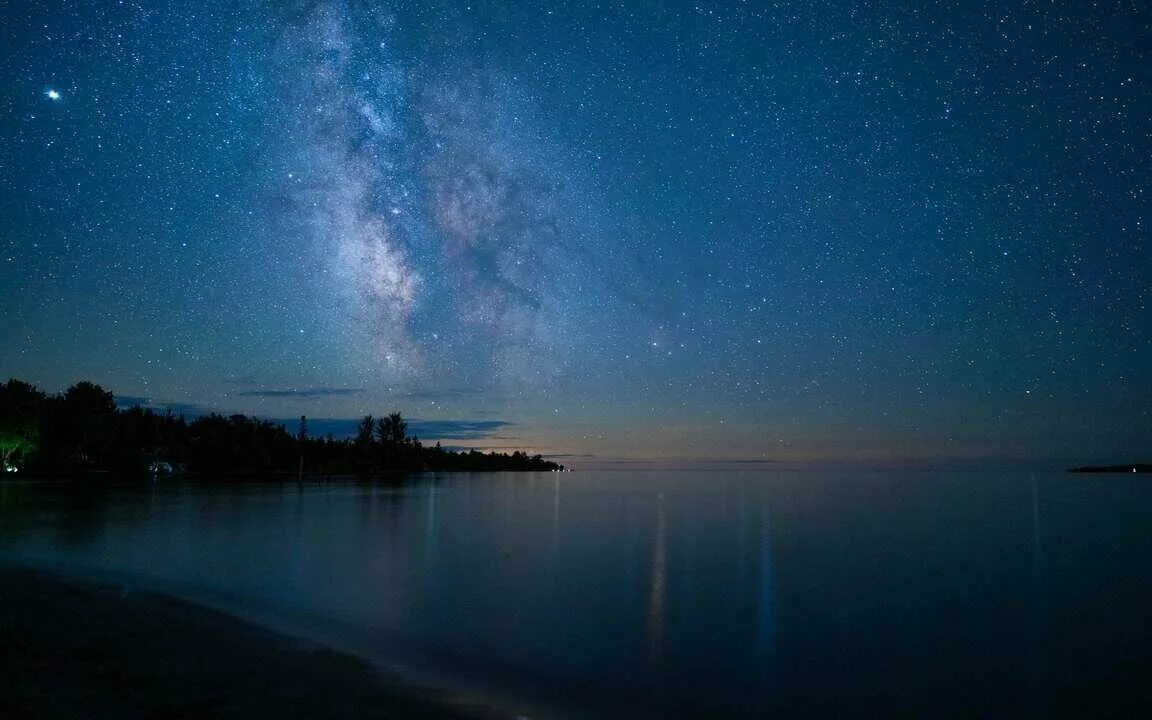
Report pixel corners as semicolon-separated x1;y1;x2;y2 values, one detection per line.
356;415;375;445
378;412;407;445
60;382;117;468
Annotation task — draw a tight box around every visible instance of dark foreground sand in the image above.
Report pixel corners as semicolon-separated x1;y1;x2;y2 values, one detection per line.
0;569;489;719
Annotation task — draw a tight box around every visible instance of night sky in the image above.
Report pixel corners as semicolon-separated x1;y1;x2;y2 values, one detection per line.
2;1;1149;465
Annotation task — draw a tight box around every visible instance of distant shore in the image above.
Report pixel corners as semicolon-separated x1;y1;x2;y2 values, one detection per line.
0;568;495;719
1068;464;1152;474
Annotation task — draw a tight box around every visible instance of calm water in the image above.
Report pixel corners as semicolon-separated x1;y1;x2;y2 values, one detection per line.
2;470;1151;718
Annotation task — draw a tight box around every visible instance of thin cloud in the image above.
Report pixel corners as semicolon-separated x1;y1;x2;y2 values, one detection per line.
235;387;365;399
408;419;515;440
271;417;516;441
395;387;483;402
113;395;217;418
114;395;151;408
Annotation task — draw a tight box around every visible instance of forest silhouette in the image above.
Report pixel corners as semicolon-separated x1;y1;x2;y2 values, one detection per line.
0;379;562;477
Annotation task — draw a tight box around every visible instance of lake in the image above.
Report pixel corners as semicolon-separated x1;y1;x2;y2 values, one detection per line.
2;470;1150;718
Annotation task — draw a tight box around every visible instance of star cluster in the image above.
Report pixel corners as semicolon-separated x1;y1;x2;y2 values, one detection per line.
1;0;1149;463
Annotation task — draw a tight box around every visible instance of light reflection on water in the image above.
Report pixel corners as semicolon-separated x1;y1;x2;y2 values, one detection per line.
648;492;666;661
2;470;1152;718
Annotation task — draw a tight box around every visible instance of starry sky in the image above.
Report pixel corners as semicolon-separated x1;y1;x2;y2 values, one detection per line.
1;0;1149;466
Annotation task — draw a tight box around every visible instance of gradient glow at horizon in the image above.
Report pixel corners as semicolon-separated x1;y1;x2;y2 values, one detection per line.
1;0;1149;464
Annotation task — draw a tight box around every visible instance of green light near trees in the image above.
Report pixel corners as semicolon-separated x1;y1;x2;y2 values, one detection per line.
1;424;39;473
1;424;39;472
1;378;48;473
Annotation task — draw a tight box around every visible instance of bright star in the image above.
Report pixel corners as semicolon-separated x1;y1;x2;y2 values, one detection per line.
45;89;61;101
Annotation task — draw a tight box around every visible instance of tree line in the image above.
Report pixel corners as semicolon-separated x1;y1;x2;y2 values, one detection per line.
0;379;563;478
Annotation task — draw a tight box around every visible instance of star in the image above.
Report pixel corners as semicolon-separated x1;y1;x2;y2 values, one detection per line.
0;0;1146;467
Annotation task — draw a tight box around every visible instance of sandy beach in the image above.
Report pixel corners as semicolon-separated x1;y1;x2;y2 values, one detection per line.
0;568;486;719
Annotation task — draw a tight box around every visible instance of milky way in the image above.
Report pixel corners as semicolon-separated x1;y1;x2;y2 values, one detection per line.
273;2;420;373
264;1;584;395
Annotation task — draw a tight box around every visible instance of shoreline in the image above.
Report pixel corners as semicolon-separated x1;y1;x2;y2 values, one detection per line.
0;567;502;719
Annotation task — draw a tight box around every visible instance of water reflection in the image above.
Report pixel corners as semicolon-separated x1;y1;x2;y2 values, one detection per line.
424;479;438;567
755;502;774;678
647;492;666;661
2;471;1152;718
1030;472;1043;578
551;474;560;551
1027;472;1048;715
